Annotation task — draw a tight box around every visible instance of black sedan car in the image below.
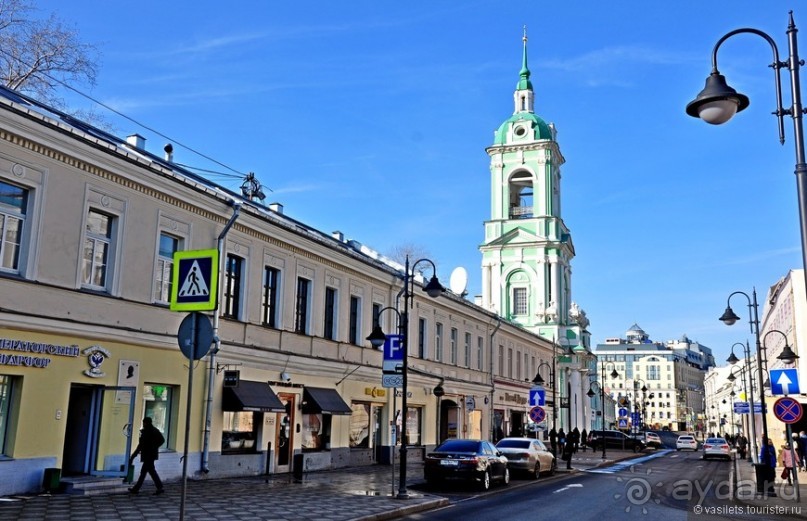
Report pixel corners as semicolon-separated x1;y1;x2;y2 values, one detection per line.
424;439;509;490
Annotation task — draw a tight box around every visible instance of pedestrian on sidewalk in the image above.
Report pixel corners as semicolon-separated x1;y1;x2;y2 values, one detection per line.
736;434;747;460
571;428;580;453
781;442;800;486
129;417;165;495
759;437;777;497
581;429;588;453
562;436;574;470
549;428;557;455
558;428;566;456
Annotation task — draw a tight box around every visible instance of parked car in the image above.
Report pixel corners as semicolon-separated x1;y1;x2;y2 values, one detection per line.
702;437;732;460
424;439;510;490
588;430;645;452
676;434;699;451
495;437;556;479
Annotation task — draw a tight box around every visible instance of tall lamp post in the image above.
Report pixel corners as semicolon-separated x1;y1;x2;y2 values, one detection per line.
634;379;647;433
686;11;807;287
718;290;769;447
532;361;557;443
588;362;619;459
762;329;801;500
727;341;759;462
367;256;444;499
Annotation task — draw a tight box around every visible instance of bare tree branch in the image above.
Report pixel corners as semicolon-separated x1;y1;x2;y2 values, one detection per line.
0;0;99;109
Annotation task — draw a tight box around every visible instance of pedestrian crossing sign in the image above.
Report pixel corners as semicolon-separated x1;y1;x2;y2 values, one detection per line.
170;249;219;311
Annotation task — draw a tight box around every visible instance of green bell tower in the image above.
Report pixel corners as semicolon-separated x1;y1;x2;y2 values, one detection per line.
479;30;589;350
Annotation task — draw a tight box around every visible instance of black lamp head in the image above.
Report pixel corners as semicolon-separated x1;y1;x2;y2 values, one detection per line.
686;71;749;124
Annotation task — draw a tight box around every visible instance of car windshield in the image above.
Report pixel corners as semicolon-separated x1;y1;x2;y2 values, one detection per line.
436;440;480;452
496;439;531;449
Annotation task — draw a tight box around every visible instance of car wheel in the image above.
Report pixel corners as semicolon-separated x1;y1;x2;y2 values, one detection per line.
502;467;510;486
480;470;491;491
532;463;541;480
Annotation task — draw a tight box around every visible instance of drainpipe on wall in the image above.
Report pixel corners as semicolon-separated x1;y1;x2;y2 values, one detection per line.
488;317;501;441
201;201;241;473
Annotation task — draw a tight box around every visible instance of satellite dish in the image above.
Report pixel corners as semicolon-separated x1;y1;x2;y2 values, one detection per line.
449;267;468;296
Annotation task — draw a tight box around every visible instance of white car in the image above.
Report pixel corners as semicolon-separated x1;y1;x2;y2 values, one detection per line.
676;435;698;451
702;437;732;460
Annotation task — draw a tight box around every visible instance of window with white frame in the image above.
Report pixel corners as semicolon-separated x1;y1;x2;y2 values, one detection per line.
0;180;27;273
450;328;458;365
295;277;311;334
418;318;427;358
224;254;244;319
324;287;337;340
82;209;115;290
154;233;179;303
435;323;443;362
512;287;528;315
262;266;281;328
349;295;361;345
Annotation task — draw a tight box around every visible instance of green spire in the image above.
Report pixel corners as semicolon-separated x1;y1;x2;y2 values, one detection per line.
517;26;532;90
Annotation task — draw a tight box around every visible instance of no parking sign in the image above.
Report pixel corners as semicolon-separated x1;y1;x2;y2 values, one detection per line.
529;406;546;423
773;396;803;424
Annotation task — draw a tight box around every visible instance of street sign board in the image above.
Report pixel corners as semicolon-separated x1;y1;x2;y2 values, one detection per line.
734;402;749;414
177;312;214;360
381;374;403;388
618;408;628;418
770;368;801;396
529;387;546;407
382;334;404;374
528;406;546;423
773;396;803;424
618;418;628;429
170;249;219;311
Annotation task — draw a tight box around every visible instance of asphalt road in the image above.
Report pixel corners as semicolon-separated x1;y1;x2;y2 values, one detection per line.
406;450;761;521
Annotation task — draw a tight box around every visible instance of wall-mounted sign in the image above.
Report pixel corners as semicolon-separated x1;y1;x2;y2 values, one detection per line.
83;345;111;378
223;370;240;387
0;338;79;368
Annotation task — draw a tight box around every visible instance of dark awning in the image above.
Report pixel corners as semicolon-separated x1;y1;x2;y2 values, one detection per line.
303;387;352;415
223;380;286;413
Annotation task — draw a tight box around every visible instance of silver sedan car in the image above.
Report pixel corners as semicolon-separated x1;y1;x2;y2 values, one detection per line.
495;437;556;479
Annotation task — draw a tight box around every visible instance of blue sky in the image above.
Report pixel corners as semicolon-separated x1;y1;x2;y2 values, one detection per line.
35;1;805;364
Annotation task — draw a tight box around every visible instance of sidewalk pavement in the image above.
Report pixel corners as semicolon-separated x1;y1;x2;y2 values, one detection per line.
733;455;806;518
0;449;634;521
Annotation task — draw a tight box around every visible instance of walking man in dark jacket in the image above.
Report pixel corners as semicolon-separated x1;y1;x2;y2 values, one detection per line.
129;417;165;495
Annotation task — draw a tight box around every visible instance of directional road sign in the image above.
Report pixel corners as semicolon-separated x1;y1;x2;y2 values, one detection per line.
528;406;546;423
770;368;801;396
382;334;404;374
529;387;546;407
618;408;628;418
618;418;628;429
773;396;803;424
170;249;219;311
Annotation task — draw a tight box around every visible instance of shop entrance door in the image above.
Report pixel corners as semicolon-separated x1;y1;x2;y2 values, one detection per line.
275;393;295;473
62;384;136;477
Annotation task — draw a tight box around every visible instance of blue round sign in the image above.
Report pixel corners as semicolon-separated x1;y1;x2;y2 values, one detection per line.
618;408;628;417
774;397;803;424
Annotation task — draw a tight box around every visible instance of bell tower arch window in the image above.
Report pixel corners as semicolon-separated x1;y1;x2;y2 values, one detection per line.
508;171;533;219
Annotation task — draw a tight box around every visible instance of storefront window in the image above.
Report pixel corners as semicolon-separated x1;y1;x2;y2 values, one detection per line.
222;411;259;452
142;384;174;448
405;407;422;446
349;403;371;448
302;413;323;450
0;375;14;455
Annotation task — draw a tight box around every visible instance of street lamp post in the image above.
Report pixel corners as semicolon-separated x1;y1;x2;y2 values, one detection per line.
686;11;807;286
588;362;619;460
533;361;557;443
727;341;759;462
719;290;770;449
634;379;647;434
366;256;444;499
